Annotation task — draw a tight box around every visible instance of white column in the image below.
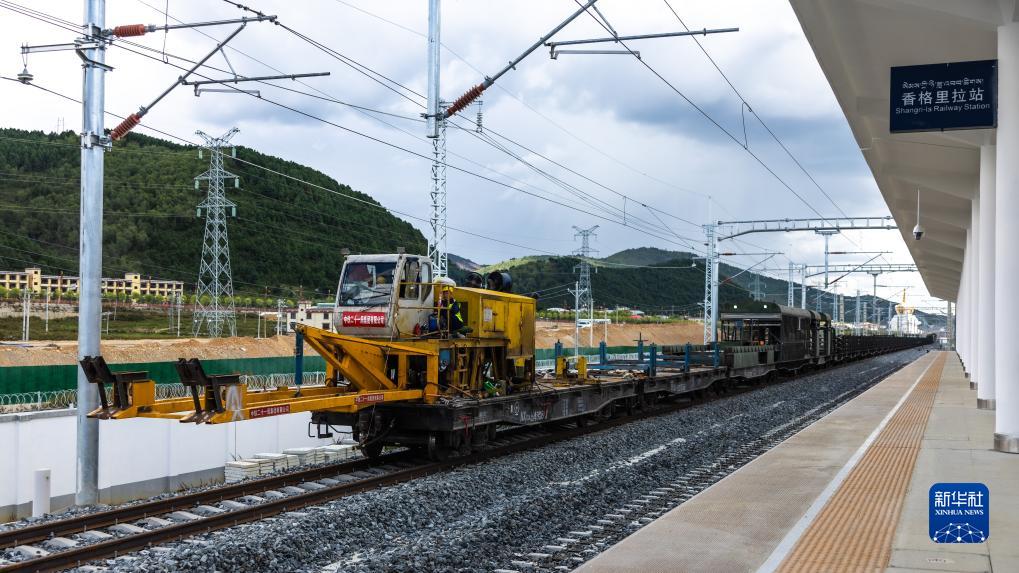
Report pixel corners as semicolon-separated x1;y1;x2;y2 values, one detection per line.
994;21;1019;453
968;194;980;386
978;145;996;409
958;230;970;374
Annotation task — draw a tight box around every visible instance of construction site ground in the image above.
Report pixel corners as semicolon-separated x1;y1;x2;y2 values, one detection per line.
536;320;701;349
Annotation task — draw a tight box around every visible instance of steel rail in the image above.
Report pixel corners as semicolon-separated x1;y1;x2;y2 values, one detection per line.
0;451;410;551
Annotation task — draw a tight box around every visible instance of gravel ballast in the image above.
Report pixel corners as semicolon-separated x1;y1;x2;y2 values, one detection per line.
89;348;929;573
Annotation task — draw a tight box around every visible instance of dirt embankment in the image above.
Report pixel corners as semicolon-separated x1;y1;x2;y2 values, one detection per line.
0;321;705;367
0;336;296;367
535;320;703;348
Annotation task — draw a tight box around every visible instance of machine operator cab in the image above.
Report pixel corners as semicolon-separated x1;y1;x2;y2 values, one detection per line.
333;253;434;340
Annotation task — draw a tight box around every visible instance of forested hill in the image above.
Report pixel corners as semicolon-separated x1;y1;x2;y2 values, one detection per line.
484;254;746;315
0;128;426;297
484;248;946;330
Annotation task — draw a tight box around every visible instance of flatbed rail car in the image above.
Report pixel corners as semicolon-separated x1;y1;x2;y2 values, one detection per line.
82;254;933;460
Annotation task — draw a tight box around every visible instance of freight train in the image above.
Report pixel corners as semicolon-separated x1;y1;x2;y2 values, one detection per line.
84;253;933;460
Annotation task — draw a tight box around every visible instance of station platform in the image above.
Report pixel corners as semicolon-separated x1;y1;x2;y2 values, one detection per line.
577;351;1019;573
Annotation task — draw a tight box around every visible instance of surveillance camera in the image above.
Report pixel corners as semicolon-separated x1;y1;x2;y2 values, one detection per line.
913;223;925;241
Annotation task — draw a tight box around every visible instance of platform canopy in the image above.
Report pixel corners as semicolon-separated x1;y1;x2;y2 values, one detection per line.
788;0;1018;300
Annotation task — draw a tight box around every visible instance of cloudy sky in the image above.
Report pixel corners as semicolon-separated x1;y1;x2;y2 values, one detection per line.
0;0;943;312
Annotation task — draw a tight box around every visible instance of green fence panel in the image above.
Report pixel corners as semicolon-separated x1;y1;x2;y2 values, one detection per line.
4;343;656;393
0;355;327;394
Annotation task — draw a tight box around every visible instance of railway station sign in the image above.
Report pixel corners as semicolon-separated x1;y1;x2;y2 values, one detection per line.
890;60;997;133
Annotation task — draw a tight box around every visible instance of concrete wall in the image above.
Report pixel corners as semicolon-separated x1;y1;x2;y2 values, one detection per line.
0;408;338;522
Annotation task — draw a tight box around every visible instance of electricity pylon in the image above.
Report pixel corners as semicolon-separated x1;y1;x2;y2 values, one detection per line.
192;128;239;338
573;225;599;323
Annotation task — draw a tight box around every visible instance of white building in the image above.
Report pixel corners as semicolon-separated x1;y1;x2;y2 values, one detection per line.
286;302;335;333
887;304;922;335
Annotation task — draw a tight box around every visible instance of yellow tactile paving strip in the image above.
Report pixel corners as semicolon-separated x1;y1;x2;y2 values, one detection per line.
777;351;947;573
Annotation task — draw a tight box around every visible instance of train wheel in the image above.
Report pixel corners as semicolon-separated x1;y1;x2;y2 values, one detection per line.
360;441;384;459
427;433;452;462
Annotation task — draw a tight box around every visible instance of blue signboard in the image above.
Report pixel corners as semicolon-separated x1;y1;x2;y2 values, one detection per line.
890;60;996;133
929;483;989;543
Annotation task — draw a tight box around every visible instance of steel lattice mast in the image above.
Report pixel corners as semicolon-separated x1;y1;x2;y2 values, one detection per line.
425;0;448;277
573;225;599;322
193;128;239;338
428;113;448;276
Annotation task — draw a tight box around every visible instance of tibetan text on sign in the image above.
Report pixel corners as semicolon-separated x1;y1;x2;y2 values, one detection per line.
890;60;996;133
341;312;387;327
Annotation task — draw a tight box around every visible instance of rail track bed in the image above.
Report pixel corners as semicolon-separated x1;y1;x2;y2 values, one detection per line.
0;348;930;573
0;407;731;572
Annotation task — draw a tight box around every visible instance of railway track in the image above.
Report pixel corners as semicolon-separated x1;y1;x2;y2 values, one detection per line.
0;351;922;573
0;399;710;573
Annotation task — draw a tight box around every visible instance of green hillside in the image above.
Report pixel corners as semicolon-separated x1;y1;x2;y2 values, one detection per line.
602;247;693;267
0;128;426;298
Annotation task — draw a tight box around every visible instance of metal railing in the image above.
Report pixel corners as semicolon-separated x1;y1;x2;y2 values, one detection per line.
536;352;639;371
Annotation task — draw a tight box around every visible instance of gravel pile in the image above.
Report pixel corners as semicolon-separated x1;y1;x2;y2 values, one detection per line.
93;348;928;573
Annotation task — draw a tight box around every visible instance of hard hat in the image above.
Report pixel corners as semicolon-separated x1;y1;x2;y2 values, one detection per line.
436;277;456;288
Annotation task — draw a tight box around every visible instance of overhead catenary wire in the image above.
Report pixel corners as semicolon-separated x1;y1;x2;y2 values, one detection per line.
328;0;715;207
1;3;843;299
9;0;709;249
570;0;834;224
660;0;849;220
258;0;713;234
91;44;708;252
13;0;701;252
658;0;874;262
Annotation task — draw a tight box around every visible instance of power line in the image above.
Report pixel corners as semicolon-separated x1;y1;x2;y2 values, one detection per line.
2;6;823;299
660;0;849;219
98;42;704;251
572;1;832;222
328;0;716;206
5;1;709;254
0;74;560;256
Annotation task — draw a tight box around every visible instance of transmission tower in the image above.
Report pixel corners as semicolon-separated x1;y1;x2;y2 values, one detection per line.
573;225;599;323
192;127;239;338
